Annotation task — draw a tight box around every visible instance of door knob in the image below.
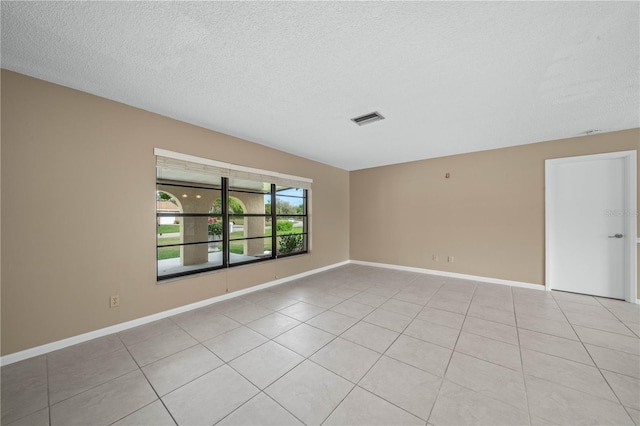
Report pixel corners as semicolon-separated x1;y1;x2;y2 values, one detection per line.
608;233;624;238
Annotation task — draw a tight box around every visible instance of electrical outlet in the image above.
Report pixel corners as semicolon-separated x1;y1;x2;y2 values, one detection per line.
432;255;438;261
448;256;454;263
110;294;120;308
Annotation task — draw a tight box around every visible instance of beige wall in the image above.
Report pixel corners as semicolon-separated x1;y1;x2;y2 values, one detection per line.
2;69;638;357
1;70;350;355
351;129;639;292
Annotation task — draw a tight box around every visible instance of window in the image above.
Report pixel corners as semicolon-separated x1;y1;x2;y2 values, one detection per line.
275;186;308;256
155;150;311;280
228;178;273;266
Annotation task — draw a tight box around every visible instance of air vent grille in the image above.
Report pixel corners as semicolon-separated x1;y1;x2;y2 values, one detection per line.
351;111;385;126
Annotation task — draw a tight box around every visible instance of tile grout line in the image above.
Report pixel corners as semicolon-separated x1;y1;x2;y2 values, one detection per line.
321;384;426;425
324;277;447;423
423;279;476;425
594;296;640;338
559;313;640;339
211;388;302;426
224;340;300;390
259;392;307;426
7;267;638;425
212;313;347;425
317;276;434;424
316;375;357;425
513;286;534;426
113;333;181;426
45;352;142;409
552;293;635;419
623;406;639;424
433;284;541;418
521;292;634;422
188;274;632;421
46;353;52;426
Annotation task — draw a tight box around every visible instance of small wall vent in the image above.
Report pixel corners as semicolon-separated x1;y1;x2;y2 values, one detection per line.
351;111;385;126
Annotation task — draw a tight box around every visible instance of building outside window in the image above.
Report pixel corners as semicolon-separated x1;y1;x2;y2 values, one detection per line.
155;150;311;281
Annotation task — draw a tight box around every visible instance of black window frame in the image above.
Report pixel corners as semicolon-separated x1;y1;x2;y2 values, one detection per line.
156;178;309;281
274;186;309;258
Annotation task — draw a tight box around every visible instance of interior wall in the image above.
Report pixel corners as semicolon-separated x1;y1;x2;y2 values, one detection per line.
350;129;639;292
0;70;350;355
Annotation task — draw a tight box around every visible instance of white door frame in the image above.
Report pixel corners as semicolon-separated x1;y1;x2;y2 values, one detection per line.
545;150;637;303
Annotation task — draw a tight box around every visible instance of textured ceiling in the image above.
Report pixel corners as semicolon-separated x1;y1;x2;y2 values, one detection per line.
2;1;638;171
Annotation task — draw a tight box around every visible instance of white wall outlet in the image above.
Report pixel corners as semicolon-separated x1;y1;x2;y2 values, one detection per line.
448;256;454;263
110;294;120;308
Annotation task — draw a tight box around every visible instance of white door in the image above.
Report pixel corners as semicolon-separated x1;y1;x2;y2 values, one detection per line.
546;151;636;300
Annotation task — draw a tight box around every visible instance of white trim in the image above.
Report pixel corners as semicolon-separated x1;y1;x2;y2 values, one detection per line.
154;148;312;185
349;260;543;290
545;150;637;303
6;253;636;365
0;261;348;366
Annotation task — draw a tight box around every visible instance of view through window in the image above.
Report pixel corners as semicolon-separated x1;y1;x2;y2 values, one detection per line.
156;154;309;280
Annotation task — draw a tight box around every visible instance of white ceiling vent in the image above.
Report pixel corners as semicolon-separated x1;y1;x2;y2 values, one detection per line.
351;111;385;126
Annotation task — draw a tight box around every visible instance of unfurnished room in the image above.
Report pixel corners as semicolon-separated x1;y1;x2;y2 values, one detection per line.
1;1;639;425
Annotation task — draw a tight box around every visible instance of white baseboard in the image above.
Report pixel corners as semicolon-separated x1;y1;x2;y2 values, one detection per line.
0;260;349;366
2;258;632;365
350;260;640;304
349;260;543;290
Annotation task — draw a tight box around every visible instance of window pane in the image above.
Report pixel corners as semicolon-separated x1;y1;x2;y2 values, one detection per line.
276;186;305;196
157;244;180;260
229;237;272;265
274;192;305;215
157;222;181;246
180;216;209;244
229;178;270;193
229;215;271;240
156;190;181;230
207;216;224;249
275;217;305;234
277;233;307;256
157;242;223;278
156;168;308;280
229;190;270;215
157;184;222;214
156;162;224;187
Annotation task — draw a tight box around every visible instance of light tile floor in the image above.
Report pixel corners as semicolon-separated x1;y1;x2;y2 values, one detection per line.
2;265;640;425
